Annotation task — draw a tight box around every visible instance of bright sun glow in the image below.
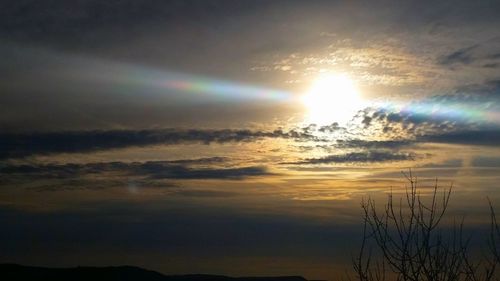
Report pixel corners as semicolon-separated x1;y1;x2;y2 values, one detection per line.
302;73;363;125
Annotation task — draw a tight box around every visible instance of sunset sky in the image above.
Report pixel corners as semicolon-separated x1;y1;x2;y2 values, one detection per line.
1;1;500;280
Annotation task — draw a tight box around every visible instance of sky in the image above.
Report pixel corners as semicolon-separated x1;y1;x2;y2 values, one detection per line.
1;1;500;280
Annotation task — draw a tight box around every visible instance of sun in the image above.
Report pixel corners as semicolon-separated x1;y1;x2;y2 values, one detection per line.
302;73;363;125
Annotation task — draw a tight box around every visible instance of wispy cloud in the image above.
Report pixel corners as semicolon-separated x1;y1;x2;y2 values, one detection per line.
0;159;273;181
283;151;416;165
438;45;479;66
471;156;500;167
419;129;500;147
334;139;414;150
0;128;318;160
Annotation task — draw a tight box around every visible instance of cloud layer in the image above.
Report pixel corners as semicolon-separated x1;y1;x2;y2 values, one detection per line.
0;159;272;182
0;128;317;160
284;151;416;165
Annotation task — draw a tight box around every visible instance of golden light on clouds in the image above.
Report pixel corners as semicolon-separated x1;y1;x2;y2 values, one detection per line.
302;73;364;125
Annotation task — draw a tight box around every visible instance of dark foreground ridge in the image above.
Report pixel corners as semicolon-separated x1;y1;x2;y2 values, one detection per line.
0;264;308;281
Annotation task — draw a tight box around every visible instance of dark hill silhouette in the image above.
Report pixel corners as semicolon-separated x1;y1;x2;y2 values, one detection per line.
0;264;309;281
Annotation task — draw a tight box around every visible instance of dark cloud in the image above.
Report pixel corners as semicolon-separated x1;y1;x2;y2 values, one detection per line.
456;79;500;96
481;52;500;68
25;179;152;192
483;63;500;69
335;139;414;150
419;159;463;168
438;45;479;66
318;122;343;133
141;164;272;180
487;53;500;60
284;151;416;165
0;160;273;181
0;128;316;160
419;129;500;147
169;190;238;198
0;0;269;50
482;79;500;95
361;116;372;127
357;106;456;138
438;44;500;69
471;156;500;167
163;157;228;165
4;0;500;51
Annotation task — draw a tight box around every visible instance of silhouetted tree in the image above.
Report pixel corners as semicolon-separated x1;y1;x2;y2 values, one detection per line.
352;171;499;281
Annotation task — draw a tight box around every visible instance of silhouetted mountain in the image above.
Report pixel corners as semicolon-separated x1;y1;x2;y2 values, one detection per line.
0;264;309;281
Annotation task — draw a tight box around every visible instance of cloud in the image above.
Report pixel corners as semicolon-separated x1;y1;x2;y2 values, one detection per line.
0;159;273;181
284;151;416;165
438;45;479;66
438;44;500;69
168;190;239;198
0;158;274;193
156;156;228;165
25;179;165;192
139;164;272;180
483;63;500;69
456;79;500;96
0;0;269;49
471;157;500;167
354;95;500;147
356;106;455;139
318;122;344;133
487;53;500;60
0;128;316;160
354;87;500;143
419;159;463;168
335;139;414;150
419;129;500;147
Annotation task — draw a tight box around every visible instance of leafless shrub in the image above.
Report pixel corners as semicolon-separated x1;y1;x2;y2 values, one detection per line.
352;171;499;281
